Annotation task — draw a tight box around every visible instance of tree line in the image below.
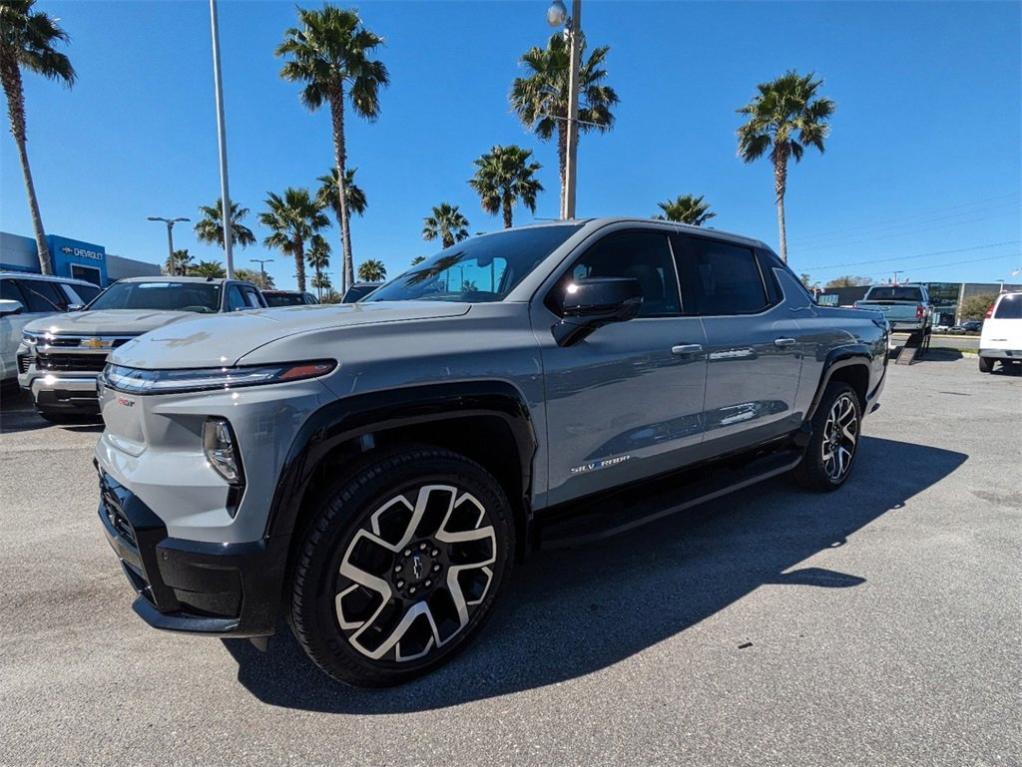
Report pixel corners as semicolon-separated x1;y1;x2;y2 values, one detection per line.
3;0;836;296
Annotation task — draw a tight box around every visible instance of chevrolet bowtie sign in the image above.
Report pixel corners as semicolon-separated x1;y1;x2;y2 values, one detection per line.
81;338;114;349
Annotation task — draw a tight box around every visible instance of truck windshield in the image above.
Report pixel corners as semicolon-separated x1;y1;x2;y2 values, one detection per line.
365;224;583;303
865;287;923;301
87;282;222;313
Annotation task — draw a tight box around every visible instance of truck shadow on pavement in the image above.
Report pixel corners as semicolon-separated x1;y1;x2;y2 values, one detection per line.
224;435;966;713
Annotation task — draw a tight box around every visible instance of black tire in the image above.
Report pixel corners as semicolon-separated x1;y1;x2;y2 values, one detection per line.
289;446;515;687
978;356;994;373
793;382;862;492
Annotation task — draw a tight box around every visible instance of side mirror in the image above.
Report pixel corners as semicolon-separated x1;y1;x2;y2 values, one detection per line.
551;277;643;346
0;299;24;318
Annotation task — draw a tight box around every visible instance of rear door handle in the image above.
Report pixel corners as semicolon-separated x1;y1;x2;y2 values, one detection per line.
672;343;703;355
774;337;797;347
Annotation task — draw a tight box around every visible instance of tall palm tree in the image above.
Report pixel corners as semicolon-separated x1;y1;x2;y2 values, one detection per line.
510;32;618;217
317;167;366;222
737;70;835;262
311;271;332;294
655;195;716;226
306;233;331;298
357;259;386;282
194;198;256;251
277;5;388;293
164;248;194;276
1;0;76;274
259;188;329;292
422;203;470;249
189;260;226;279
469;145;543;229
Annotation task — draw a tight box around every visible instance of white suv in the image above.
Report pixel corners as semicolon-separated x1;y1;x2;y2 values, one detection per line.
979;292;1022;373
0;272;103;383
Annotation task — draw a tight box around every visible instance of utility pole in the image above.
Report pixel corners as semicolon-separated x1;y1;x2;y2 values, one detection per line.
209;0;235;278
250;258;273;288
547;0;582;220
147;216;190;275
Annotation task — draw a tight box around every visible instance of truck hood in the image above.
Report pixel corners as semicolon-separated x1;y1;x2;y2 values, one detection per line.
109;301;472;369
24;309;198;337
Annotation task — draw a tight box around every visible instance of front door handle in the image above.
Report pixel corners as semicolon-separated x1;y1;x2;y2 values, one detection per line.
774;337;797;347
672;343;703;355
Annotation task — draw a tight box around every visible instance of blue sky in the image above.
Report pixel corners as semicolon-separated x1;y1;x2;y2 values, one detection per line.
1;0;1019;290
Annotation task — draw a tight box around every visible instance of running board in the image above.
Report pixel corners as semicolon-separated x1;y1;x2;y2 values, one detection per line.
539;448;803;549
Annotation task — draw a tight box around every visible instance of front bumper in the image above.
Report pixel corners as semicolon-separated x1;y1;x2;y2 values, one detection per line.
97;468;286;636
979;348;1021;360
18;349;104;414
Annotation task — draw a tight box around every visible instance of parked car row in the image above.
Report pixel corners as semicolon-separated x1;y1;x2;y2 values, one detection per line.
0;274;357;419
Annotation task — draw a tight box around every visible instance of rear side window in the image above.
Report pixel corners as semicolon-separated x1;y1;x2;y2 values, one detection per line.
1;278;27;306
564;230;682;317
994;294;1022;319
242;286;264;308
226;285;248;311
18;279;69;312
674;237;768;315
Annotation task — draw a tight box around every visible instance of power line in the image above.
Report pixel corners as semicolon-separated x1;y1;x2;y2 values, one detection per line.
798;240;1019;270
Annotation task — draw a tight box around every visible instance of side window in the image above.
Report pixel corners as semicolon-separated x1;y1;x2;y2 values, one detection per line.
674;237;768;315
242;287;263;308
564;230;682;317
1;278;27;306
67;282;102;305
226;285;248;311
18;280;69;312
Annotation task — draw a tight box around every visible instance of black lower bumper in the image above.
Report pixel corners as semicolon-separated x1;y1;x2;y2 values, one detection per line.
36;387;100;414
97;470;287;637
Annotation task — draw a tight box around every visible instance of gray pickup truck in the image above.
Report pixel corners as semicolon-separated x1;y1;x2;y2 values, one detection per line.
17;276;265;420
94;219;888;687
854;284;932;333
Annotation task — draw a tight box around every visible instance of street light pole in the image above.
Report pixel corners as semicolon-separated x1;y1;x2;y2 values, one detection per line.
209;0;235;278
548;0;582;220
147;216;190;275
250;258;273;288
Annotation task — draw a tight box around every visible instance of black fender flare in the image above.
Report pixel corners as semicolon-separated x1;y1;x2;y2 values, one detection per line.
263;380;538;545
806;345;874;421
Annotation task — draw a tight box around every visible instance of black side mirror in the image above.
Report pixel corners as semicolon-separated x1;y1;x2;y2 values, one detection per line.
551;277;643;346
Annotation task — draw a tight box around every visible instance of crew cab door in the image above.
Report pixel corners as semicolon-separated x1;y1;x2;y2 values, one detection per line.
671;235;804;448
537;229;708;505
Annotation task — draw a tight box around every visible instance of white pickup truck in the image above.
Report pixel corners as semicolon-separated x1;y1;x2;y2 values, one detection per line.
854;284;932;333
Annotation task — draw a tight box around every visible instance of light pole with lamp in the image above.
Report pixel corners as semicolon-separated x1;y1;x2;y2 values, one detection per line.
250;258;273;288
147;216;190;275
546;0;582;220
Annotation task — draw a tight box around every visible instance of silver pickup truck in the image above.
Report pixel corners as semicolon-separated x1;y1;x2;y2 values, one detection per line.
854;284;932;333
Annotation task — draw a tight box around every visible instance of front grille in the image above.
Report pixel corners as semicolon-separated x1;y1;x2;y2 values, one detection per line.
36;353;108;373
44;336;132;349
17;354;33;374
99;475;136;547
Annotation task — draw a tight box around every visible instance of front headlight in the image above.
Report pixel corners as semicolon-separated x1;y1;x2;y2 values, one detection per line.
100;360;336;394
203;417;243;486
21;331;39;346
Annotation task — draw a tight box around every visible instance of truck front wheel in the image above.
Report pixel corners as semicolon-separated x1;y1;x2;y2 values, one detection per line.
288;446;515;687
978;356;994;373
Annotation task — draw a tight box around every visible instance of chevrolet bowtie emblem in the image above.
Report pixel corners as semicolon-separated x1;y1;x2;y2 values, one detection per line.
81;337;110;349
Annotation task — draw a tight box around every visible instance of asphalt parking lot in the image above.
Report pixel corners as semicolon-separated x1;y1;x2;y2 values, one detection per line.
1;354;1019;767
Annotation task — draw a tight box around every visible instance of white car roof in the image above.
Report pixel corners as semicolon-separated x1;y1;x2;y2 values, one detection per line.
0;271;98;287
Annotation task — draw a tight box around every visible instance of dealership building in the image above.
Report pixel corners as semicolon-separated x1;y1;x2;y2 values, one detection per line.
817;281;1022;325
0;231;161;286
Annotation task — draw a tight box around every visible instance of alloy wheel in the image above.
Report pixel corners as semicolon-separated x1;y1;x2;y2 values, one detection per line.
335;484;497;663
821;393;859;482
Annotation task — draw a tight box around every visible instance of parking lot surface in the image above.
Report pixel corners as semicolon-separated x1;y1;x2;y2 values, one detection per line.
1;356;1019;767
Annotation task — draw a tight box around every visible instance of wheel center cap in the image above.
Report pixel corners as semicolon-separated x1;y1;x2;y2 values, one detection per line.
393;541;443;596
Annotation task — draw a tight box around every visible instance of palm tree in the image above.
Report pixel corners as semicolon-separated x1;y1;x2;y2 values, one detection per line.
259;188;329;292
317;167;366;222
306;233;331;298
277;5;388;293
422;203;470;249
1;0;76;274
357;259;386;282
510;32;618;217
189;260;226;279
233;267;275;289
411;255;426;266
469;145;543;229
311;271;332;294
194;198;256;251
164;248;194;276
655;195;716;226
737;70;835;262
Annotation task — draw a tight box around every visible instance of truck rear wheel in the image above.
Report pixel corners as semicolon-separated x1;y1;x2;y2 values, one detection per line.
978;356;994;373
793;382;862;492
289;446;515;687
